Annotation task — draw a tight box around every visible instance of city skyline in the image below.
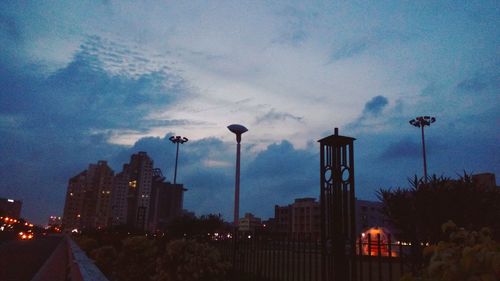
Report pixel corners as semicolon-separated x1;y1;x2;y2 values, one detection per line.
0;1;498;224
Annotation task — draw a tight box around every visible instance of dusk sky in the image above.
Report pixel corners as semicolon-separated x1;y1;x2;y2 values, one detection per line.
1;1;498;225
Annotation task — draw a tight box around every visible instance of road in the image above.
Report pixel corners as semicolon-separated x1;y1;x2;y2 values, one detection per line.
0;235;64;281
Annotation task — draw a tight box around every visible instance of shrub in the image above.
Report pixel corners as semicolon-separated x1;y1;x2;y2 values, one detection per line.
401;221;500;281
114;236;157;281
154;239;230;281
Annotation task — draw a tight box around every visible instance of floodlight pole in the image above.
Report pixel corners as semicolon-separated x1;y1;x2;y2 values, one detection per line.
169;136;188;184
409;116;436;183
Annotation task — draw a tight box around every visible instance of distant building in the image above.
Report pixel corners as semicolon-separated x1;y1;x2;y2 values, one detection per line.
290;198;321;240
273;198;321;239
239;213;262;233
0;197;22;218
62;160;114;231
274;204;292;236
48;216;62;228
355;199;391;235
472;173;497;189
270;197;392;239
148;168;186;232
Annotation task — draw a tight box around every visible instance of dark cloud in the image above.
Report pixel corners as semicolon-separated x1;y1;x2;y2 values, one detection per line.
0;41;191;224
379;139;421;159
345;95;390;130
379;137;447;160
255;109;303;124
331;41;368;61
363;95;389;116
457;72;499;93
108;137;319;220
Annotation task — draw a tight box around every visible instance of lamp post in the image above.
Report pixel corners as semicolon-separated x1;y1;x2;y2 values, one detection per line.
409;116;436;182
169;135;188;184
227;124;248;226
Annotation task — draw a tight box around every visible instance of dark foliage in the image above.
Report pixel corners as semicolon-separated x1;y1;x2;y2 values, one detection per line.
378;173;500;243
167;213;230;240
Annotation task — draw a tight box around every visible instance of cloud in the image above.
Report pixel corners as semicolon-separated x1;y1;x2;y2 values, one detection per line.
255;108;303;124
0;41;193;224
379;139;421;159
1;1;499;225
345;95;391;131
363;95;389;116
330;41;368;61
456;69;499;94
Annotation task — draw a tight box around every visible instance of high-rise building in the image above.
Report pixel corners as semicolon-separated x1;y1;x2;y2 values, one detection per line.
62;161;114;231
123;152;154;230
0;197;22;218
148;168;186;233
62;152;188;232
110;168;129;226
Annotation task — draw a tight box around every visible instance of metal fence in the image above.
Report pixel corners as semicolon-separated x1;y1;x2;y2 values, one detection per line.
213;233;423;281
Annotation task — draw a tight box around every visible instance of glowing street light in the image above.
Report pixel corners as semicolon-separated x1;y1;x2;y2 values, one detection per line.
409;116;436;182
227;124;248;226
169;135;188;184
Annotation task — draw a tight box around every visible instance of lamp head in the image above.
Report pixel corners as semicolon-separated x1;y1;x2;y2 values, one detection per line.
227;124;248;143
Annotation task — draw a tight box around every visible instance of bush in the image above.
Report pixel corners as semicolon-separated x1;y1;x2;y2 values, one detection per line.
402;221;500;281
154;239;230;281
90;245;117;278
114;236;158;281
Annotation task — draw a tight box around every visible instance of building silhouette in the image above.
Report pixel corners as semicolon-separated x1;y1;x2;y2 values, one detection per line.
62;161;114;230
110;169;129;226
0;197;22;219
273;198;321;239
355;199;392;235
62;152;186;232
238;213;262;234
148;168;186;233
123;152;154;230
472;173;497;189
269;197;395;240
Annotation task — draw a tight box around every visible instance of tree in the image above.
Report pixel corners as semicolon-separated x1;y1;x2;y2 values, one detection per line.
167;214;228;240
378;174;500;243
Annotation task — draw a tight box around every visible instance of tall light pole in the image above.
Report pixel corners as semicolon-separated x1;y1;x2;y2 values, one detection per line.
169;135;188;184
228;124;248;226
409;116;436;182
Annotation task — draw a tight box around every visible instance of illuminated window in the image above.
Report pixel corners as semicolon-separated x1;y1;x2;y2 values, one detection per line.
129;180;137;188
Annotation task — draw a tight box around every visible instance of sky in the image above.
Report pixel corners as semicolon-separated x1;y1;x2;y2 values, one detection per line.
0;1;498;225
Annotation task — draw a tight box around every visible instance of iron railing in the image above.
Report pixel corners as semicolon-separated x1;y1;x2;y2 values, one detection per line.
213;233;423;281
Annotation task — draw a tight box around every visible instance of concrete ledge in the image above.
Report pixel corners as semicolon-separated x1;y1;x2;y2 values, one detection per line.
68;238;109;281
31;235;108;281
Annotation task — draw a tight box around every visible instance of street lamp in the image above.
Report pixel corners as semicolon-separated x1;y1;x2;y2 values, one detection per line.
227;124;248;226
409;116;436;182
169;135;188;184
